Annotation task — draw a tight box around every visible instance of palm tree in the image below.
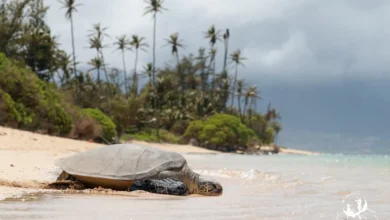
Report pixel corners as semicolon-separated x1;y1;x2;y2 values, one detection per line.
204;25;221;90
236;79;245;119
144;0;167;138
88;23;110;83
165;33;184;89
195;47;208;94
229;49;247;108
243;86;258;118
270;121;282;144
88;57;103;83
143;0;167;89
114;35;131;94
222;28;230;72
142;62;153;86
129;35;149;96
59;0;81;78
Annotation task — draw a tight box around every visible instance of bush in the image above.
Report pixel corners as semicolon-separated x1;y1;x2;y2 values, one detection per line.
123;129;180;144
81;108;116;142
183;114;258;151
0;53;72;135
0;89;33;127
170;120;190;135
70;114;102;141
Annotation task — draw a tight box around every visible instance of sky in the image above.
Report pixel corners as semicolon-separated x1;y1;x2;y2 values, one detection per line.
45;0;389;154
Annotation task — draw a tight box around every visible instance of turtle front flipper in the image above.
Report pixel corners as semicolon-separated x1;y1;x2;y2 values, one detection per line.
129;178;189;196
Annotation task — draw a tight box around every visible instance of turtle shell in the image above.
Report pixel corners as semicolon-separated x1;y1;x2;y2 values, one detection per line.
55;144;187;181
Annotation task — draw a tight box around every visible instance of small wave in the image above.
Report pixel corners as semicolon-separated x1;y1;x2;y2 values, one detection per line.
195;168;279;182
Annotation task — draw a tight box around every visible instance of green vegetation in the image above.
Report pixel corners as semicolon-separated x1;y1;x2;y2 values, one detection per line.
122;129;179;144
0;0;283;152
0;53;72;135
183;114;257;151
81;108;116;142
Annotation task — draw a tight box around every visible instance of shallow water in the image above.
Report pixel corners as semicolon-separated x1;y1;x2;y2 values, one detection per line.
0;153;389;220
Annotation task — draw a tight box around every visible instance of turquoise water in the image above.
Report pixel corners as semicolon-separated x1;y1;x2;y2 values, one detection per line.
0;153;389;220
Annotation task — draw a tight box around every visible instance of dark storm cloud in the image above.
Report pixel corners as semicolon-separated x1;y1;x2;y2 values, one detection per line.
45;0;389;83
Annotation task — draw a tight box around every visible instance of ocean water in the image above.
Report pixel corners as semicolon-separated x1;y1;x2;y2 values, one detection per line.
0;153;389;220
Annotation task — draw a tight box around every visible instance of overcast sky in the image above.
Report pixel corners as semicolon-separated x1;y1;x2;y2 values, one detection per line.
45;0;389;154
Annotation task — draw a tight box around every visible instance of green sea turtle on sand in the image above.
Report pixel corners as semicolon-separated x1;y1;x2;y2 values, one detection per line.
49;144;223;196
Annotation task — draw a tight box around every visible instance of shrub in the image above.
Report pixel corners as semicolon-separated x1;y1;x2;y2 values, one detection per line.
183;114;258;151
0;53;72;135
123;129;180;144
170;120;190;135
0;89;32;127
81;108;116;142
70;115;102;141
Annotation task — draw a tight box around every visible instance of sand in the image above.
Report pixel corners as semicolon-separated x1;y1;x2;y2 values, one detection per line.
0;126;221;200
0;126;318;200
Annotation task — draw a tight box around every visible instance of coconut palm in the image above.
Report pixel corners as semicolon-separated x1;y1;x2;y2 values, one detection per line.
229;49;247;108
243;86;258;117
88;57;103;83
142;62;153;86
88;23;110;83
222;28;230;72
164;32;184;88
59;0;81;78
114;35;131;94
270;121;282;144
195;47;208;93
129;35;149;96
236;79;245;119
204;25;221;90
143;0;167;88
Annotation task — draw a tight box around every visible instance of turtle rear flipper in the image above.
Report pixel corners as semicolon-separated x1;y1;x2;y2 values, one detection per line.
47;180;85;190
129;178;189;196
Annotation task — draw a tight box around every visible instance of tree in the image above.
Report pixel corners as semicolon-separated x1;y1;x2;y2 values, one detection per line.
143;0;167;89
129;35;149;96
243;86;259;118
222;28;230;72
59;0;81;78
88;57;103;83
229;49;247;108
144;0;167;138
87;23;110;83
270;121;282;144
113;35;131;94
204;25;221;90
236;79;245;119
165;33;184;82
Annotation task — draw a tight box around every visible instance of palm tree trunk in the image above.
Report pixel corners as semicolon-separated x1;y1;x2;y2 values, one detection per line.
223;39;229;72
121;49;128;94
248;97;254;127
132;49;139;96
70;15;77;78
152;12;159;139
175;51;184;108
152;13;157;88
243;98;248;119
97;68;101;83
210;53;216;91
100;50;109;83
230;64;238;108
238;95;242;119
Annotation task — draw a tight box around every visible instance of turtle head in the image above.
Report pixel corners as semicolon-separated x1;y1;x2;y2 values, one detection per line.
197;178;223;196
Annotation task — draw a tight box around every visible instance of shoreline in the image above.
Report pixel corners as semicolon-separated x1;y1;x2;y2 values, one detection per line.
0;126;319;200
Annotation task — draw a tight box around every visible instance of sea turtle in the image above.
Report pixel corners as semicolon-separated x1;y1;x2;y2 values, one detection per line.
49;144;223;196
